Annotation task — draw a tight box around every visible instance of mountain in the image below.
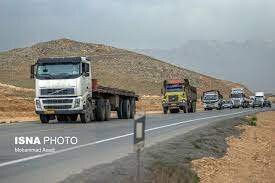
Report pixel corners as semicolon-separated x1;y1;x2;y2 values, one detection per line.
0;39;252;96
136;40;275;93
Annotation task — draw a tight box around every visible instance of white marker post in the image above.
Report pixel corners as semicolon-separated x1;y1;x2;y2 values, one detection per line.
134;111;146;183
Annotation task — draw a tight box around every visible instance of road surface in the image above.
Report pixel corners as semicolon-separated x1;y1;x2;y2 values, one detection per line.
0;107;273;183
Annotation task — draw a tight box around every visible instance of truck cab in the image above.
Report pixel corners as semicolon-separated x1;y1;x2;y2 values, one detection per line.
31;57;91;123
202;90;223;110
230;88;249;108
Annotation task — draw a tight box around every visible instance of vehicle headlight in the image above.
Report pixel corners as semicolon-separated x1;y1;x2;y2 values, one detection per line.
74;98;81;108
35;99;41;109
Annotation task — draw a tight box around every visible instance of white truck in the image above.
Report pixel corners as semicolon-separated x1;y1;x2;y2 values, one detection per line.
253;92;265;108
230;88;249;108
30;57;138;123
202;90;223;110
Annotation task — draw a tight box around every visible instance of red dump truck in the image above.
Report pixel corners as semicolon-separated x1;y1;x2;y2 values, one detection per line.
31;56;138;123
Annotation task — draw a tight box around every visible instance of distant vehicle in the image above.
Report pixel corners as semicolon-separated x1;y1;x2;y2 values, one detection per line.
230;88;250;108
249;96;255;107
31;57;138;123
253;92;265;108
222;100;233;109
263;100;272;108
162;79;197;114
202;90;223;110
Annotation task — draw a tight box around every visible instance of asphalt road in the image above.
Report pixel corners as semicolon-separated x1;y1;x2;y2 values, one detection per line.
0;107;273;183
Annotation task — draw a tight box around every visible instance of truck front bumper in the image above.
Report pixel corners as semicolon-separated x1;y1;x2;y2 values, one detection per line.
162;102;188;109
35;97;84;115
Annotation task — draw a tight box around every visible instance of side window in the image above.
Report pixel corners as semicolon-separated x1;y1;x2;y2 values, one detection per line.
81;63;90;77
85;63;89;73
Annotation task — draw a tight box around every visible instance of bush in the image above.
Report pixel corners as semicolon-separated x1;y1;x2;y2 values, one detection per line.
248;116;257;126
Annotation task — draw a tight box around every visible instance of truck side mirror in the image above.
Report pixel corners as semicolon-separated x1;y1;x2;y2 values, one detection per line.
30;64;35;79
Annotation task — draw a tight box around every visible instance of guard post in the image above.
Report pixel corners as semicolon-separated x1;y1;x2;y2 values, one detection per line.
134;112;146;183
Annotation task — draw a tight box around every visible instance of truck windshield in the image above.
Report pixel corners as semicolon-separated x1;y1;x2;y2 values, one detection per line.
36;62;80;79
230;93;243;98
165;84;183;92
204;95;218;100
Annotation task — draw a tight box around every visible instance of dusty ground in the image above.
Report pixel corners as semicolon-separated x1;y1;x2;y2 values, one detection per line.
0;83;37;122
192;111;275;183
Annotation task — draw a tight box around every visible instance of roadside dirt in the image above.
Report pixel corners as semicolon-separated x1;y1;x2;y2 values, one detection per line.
0;83;37;122
192;111;275;183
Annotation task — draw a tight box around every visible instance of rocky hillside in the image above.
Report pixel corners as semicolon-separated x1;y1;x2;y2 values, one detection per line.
0;39;252;96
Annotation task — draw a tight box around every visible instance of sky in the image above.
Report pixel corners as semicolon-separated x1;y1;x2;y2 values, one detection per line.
0;0;274;92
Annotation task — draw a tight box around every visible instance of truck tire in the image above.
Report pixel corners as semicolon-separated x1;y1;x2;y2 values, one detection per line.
105;100;111;121
163;107;168;114
130;98;136;119
40;114;49;123
96;99;106;121
80;101;92;123
117;100;123;119
122;99;131;119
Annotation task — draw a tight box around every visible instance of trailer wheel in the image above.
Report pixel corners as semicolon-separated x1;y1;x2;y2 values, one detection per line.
122;99;131;119
80;101;92;123
117;100;123;119
40;114;49;123
130;98;136;119
105;100;111;121
96;99;106;121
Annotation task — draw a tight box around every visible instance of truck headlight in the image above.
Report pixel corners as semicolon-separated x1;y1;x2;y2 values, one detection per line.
36;99;41;109
74;98;81;108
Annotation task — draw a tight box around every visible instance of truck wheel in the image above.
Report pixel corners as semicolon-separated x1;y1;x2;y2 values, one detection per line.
163;107;168;114
122;99;131;119
40;114;49;123
96;99;106;121
105;100;111;121
117;100;123;119
183;107;187;113
130;98;136;119
80;101;92;123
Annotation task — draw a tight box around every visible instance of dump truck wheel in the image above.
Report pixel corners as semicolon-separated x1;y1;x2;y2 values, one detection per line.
96;99;106;121
122;99;131;119
163;107;168;114
105;100;111;121
40;114;49;123
130;98;136;119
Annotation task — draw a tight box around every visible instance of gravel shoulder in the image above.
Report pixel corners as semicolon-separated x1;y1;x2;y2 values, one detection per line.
192;111;275;183
61;115;251;183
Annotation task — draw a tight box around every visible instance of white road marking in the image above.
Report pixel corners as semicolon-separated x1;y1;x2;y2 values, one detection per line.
0;109;254;168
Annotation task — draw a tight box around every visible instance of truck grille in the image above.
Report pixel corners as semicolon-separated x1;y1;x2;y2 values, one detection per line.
40;88;75;96
42;99;73;104
44;105;72;110
168;95;178;102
